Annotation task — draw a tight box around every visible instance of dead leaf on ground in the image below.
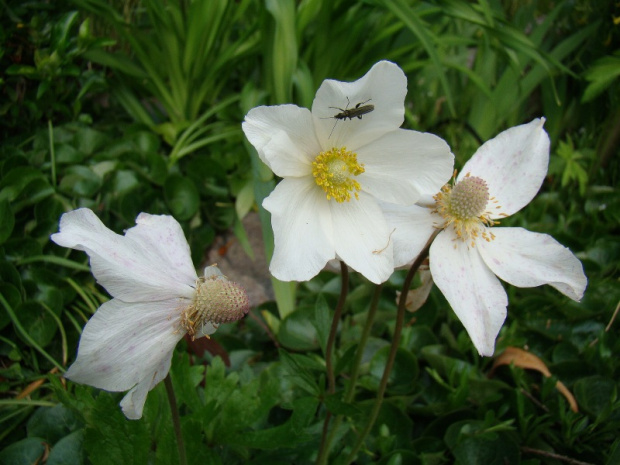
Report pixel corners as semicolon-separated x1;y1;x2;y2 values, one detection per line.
490;346;579;413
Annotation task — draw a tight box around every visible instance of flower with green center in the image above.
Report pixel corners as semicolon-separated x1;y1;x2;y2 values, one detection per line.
242;61;454;283
51;209;249;419
383;119;587;355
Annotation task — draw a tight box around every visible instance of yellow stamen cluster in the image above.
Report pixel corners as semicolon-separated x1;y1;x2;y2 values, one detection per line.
433;172;502;247
180;274;249;339
312;147;365;202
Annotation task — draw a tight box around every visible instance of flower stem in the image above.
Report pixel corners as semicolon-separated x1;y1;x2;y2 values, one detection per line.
318;283;383;464
317;261;349;465
345;230;439;464
164;374;187;465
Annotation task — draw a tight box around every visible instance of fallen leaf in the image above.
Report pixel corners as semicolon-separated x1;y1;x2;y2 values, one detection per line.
491;346;579;412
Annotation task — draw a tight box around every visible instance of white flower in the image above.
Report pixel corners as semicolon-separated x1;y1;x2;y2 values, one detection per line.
51;208;249;419
384;119;587;356
242;61;454;284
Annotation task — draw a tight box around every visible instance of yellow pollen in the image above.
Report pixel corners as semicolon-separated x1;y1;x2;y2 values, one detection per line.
433;173;502;246
312;147;365;202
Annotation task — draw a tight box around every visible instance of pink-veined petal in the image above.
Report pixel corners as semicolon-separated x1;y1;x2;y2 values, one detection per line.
459;118;549;218
51;209;196;302
478;227;587;301
381;203;438;268
430;231;508;356
126;213;197;285
120;354;171;420
312;61;407;150
263;177;335;281
64;299;184;394
330;193;394;284
242;105;321;177
359;129;454;204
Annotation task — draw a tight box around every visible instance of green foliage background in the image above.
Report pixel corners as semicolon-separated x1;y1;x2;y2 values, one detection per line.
1;0;619;464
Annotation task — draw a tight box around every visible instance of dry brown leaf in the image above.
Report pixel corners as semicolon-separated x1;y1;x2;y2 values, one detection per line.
397;269;434;313
491;346;579;412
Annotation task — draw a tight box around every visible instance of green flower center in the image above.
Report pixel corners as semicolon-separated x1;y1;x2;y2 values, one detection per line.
180;274;249;339
434;174;501;246
312;147;365;202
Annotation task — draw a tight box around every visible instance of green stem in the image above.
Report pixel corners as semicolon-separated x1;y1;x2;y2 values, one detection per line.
345;230;439;464
48;119;56;187
318;284;383;464
344;284;382;402
164;375;187;465
317;261;349;465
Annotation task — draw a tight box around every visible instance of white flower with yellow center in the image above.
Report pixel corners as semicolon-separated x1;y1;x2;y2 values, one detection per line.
51;208;249;419
242;61;454;284
384;119;587;355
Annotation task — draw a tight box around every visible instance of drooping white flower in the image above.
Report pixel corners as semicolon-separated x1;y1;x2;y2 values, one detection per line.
242;61;454;284
384;119;587;356
51;208;249;419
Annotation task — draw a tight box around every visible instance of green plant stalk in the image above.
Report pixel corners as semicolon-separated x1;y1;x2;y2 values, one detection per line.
0;294;64;372
345;229;440;464
48;120;56;187
164;374;187;465
16;255;91;272
317;261;349;465
41;302;68;366
65;278;100;314
317;283;383;465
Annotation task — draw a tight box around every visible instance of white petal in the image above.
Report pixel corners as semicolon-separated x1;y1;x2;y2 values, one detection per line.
64;299;183;394
459;118;550;217
430;231;508;356
120;355;170;420
242;105;321;177
330;193;394;284
263;177;335;281
358;129;454;204
51;209;196;302
381;203;437;268
478;227;587;301
312;61;407;150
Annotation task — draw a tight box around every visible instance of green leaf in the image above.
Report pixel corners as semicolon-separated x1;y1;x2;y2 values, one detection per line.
366;346;418;394
47;430;85;465
0;166;45;202
16;301;59;348
27;404;83;444
0;437;46;464
278;349;322;396
574;376;617;417
58;165;102;197
314;295;331;356
164;174;199;221
278;305;320;351
0;199;14;244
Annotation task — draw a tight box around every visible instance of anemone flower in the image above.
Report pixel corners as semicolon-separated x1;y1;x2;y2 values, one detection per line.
51;208;249;419
384;119;587;355
242;60;454;284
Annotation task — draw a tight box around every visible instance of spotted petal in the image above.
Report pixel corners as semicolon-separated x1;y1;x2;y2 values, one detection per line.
430;231;508;356
51;209;196;302
64;299;184;419
478;227;587;301
459;118;549;218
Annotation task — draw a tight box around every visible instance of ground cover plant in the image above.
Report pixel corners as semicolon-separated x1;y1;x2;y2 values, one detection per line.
1;0;619;464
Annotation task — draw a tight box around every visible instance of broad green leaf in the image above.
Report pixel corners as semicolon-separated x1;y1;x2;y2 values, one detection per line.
0;199;14;244
164;174;199;220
